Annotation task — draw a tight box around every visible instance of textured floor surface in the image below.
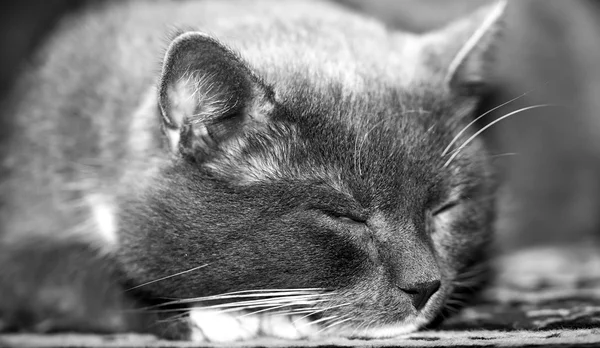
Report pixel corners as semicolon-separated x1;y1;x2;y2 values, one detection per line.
2;245;599;347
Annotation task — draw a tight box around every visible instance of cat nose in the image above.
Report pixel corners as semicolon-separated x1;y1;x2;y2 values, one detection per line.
400;280;441;311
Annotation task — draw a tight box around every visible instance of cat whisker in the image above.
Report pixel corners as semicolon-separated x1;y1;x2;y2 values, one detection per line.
443;299;461;308
292;302;353;323
198;291;330;300
443;104;558;167
349;319;368;337
155;312;190;324
159;293;330;308
490;152;519;158
290;309;323;322
175;304;308;318
454;263;490;284
147;296;328;318
445;297;466;305
213;288;329;293
450;275;490;297
350;316;377;337
268;308;324;317
177;305;290;317
162;288;330;299
356;119;386;176
172;298;328;311
122;307;191;314
436;308;449;321
143;289;332;309
252;300;348;322
353;130;361;176
453;271;486;284
126;264;209;291
295;315;338;328
268;311;318;318
235;302;315;318
443;301;464;315
452;279;485;291
441;91;531;157
139;297;301;312
361;318;379;336
317;315;354;334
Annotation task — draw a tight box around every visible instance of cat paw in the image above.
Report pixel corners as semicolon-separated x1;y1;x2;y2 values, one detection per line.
187;308;321;342
259;313;319;340
188;309;260;342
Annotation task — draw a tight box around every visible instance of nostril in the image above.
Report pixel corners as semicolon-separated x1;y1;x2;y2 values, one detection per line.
400;280;441;311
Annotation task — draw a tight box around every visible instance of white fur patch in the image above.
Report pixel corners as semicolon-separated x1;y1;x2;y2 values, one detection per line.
163;77;198;153
188;308;321;342
87;194;118;245
166;128;180;153
167;76;199;128
187;308;426;342
259;313;319;340
189;309;260;342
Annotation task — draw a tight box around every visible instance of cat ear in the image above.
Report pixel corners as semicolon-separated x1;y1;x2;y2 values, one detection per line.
423;0;506;95
158;32;275;162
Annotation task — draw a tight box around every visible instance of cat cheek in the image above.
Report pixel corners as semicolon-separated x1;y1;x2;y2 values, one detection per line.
430;206;468;257
432;209;455;233
431;203;490;268
430;204;461;237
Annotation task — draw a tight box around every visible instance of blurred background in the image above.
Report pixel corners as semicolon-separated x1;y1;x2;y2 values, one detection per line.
1;0;599;252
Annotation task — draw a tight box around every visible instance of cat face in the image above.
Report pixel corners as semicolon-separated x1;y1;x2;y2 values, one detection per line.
117;1;503;340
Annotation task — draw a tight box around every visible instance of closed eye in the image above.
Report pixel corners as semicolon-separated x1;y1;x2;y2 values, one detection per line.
320;209;368;225
334;214;367;225
432;201;460;216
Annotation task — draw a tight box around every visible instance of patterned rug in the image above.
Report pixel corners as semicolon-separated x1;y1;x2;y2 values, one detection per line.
3;245;600;347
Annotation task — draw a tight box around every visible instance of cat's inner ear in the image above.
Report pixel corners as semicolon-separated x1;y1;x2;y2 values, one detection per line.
423;0;506;95
158;32;274;162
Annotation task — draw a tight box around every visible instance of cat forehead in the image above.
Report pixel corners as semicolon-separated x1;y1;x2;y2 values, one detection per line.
273;72;458;139
252;40;426;95
235;26;449;122
230;17;427;93
194;4;482;188
205;123;350;193
206;89;448;192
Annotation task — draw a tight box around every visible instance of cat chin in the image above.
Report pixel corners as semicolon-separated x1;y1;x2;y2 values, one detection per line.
186;307;429;342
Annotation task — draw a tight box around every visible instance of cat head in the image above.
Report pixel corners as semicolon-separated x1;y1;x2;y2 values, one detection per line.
118;0;505;340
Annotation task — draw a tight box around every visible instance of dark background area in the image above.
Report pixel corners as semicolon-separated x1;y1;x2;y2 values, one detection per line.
1;0;599;252
0;0;95;174
0;1;93;99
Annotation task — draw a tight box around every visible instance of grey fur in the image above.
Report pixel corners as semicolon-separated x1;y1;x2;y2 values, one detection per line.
0;0;502;341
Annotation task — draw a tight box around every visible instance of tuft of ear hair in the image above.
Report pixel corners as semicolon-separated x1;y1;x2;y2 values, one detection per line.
158;32;275;163
423;0;507;96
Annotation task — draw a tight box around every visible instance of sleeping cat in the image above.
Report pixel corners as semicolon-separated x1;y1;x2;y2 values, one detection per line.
0;0;504;342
